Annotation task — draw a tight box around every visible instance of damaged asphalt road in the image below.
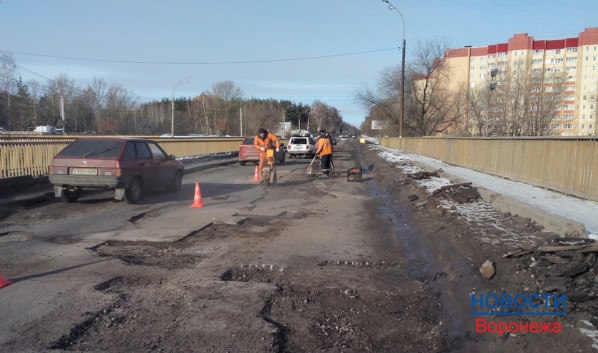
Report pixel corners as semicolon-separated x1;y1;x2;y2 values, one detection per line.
0;140;596;352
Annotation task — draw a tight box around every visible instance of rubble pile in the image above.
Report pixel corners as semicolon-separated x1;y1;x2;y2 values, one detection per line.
504;238;598;315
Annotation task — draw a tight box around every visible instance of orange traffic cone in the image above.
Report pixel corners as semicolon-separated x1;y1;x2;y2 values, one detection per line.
0;270;13;289
190;182;205;208
253;165;259;182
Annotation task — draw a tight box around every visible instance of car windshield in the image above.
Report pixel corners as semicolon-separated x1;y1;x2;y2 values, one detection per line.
292;138;308;144
59;140;123;158
242;137;254;145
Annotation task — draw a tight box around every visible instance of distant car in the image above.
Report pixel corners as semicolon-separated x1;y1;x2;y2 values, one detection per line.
238;137;285;166
287;136;316;158
49;137;184;204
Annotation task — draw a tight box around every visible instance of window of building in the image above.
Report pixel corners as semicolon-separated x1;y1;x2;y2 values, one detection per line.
479;65;486;70
582;124;585;129
471;65;475;71
564;123;573;128
480;57;486;62
566;57;577;63
567;47;578;53
470;57;475;62
551;123;560;129
555;49;561;54
533;49;544;55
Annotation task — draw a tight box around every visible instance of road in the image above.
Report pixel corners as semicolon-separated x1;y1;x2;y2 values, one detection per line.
0;139;595;352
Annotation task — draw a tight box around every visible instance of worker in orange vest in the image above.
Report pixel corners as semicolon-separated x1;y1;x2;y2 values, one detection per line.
315;129;333;176
254;128;281;173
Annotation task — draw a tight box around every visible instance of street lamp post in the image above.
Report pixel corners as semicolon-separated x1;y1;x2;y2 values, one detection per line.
485;69;498;136
382;0;406;138
171;75;191;138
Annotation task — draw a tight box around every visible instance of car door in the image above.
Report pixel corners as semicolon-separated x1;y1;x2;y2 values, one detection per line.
134;141;158;188
147;141;174;186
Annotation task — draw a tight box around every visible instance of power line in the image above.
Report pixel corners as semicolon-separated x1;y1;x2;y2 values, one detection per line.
2;47;399;65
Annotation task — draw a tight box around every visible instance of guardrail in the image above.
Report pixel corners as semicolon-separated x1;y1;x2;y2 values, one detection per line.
0;135;246;180
381;136;598;203
3;135;596;203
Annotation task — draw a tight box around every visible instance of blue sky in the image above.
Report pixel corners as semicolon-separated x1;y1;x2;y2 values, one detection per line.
1;0;596;128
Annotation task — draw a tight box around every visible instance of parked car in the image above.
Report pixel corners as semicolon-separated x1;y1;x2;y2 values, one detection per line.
239;137;285;166
287;136;316;158
48;137;184;204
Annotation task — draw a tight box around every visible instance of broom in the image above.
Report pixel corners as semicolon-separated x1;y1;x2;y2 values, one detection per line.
307;154;317;175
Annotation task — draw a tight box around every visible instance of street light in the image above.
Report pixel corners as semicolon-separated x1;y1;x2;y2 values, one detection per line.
171;75;191;137
485;69;498;136
382;0;406;138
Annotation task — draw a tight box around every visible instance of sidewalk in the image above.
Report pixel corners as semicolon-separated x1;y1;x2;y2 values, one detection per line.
374;145;598;239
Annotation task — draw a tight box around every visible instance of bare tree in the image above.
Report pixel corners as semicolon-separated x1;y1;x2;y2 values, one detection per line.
526;70;566;136
211;81;243;135
354;66;402;137
1;52;16;129
408;39;467;136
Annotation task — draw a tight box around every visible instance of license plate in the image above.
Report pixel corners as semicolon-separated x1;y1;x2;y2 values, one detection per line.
70;168;98;175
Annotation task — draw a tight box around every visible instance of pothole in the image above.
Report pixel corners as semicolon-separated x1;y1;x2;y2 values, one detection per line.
0;230;33;242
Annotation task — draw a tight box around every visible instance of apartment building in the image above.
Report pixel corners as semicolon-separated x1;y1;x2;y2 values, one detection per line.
443;27;598;136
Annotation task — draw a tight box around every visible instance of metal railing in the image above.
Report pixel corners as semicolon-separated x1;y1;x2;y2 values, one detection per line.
0;135;245;180
381;136;598;202
2;134;596;203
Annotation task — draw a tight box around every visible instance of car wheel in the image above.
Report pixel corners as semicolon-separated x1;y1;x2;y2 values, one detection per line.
240;161;246;166
124;178;143;204
60;188;80;203
167;171;182;192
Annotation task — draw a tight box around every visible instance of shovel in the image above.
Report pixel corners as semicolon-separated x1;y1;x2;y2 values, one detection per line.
307;154;317;175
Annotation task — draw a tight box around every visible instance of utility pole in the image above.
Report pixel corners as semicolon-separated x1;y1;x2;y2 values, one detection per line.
382;0;406;138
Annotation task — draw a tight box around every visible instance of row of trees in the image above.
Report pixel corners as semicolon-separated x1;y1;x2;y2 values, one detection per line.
0;53;357;137
356;39;597;137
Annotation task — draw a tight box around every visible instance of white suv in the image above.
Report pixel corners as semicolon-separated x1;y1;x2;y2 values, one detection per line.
287;136;316;158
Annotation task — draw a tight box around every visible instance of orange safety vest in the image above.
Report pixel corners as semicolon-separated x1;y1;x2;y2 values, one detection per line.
315;136;333;156
254;132;280;151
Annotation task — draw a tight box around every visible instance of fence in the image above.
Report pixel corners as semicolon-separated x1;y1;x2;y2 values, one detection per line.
381;136;598;203
2;135;597;203
0;135;245;180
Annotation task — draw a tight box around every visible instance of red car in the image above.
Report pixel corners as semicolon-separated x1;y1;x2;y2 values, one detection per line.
239;137;285;166
49;137;184;204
